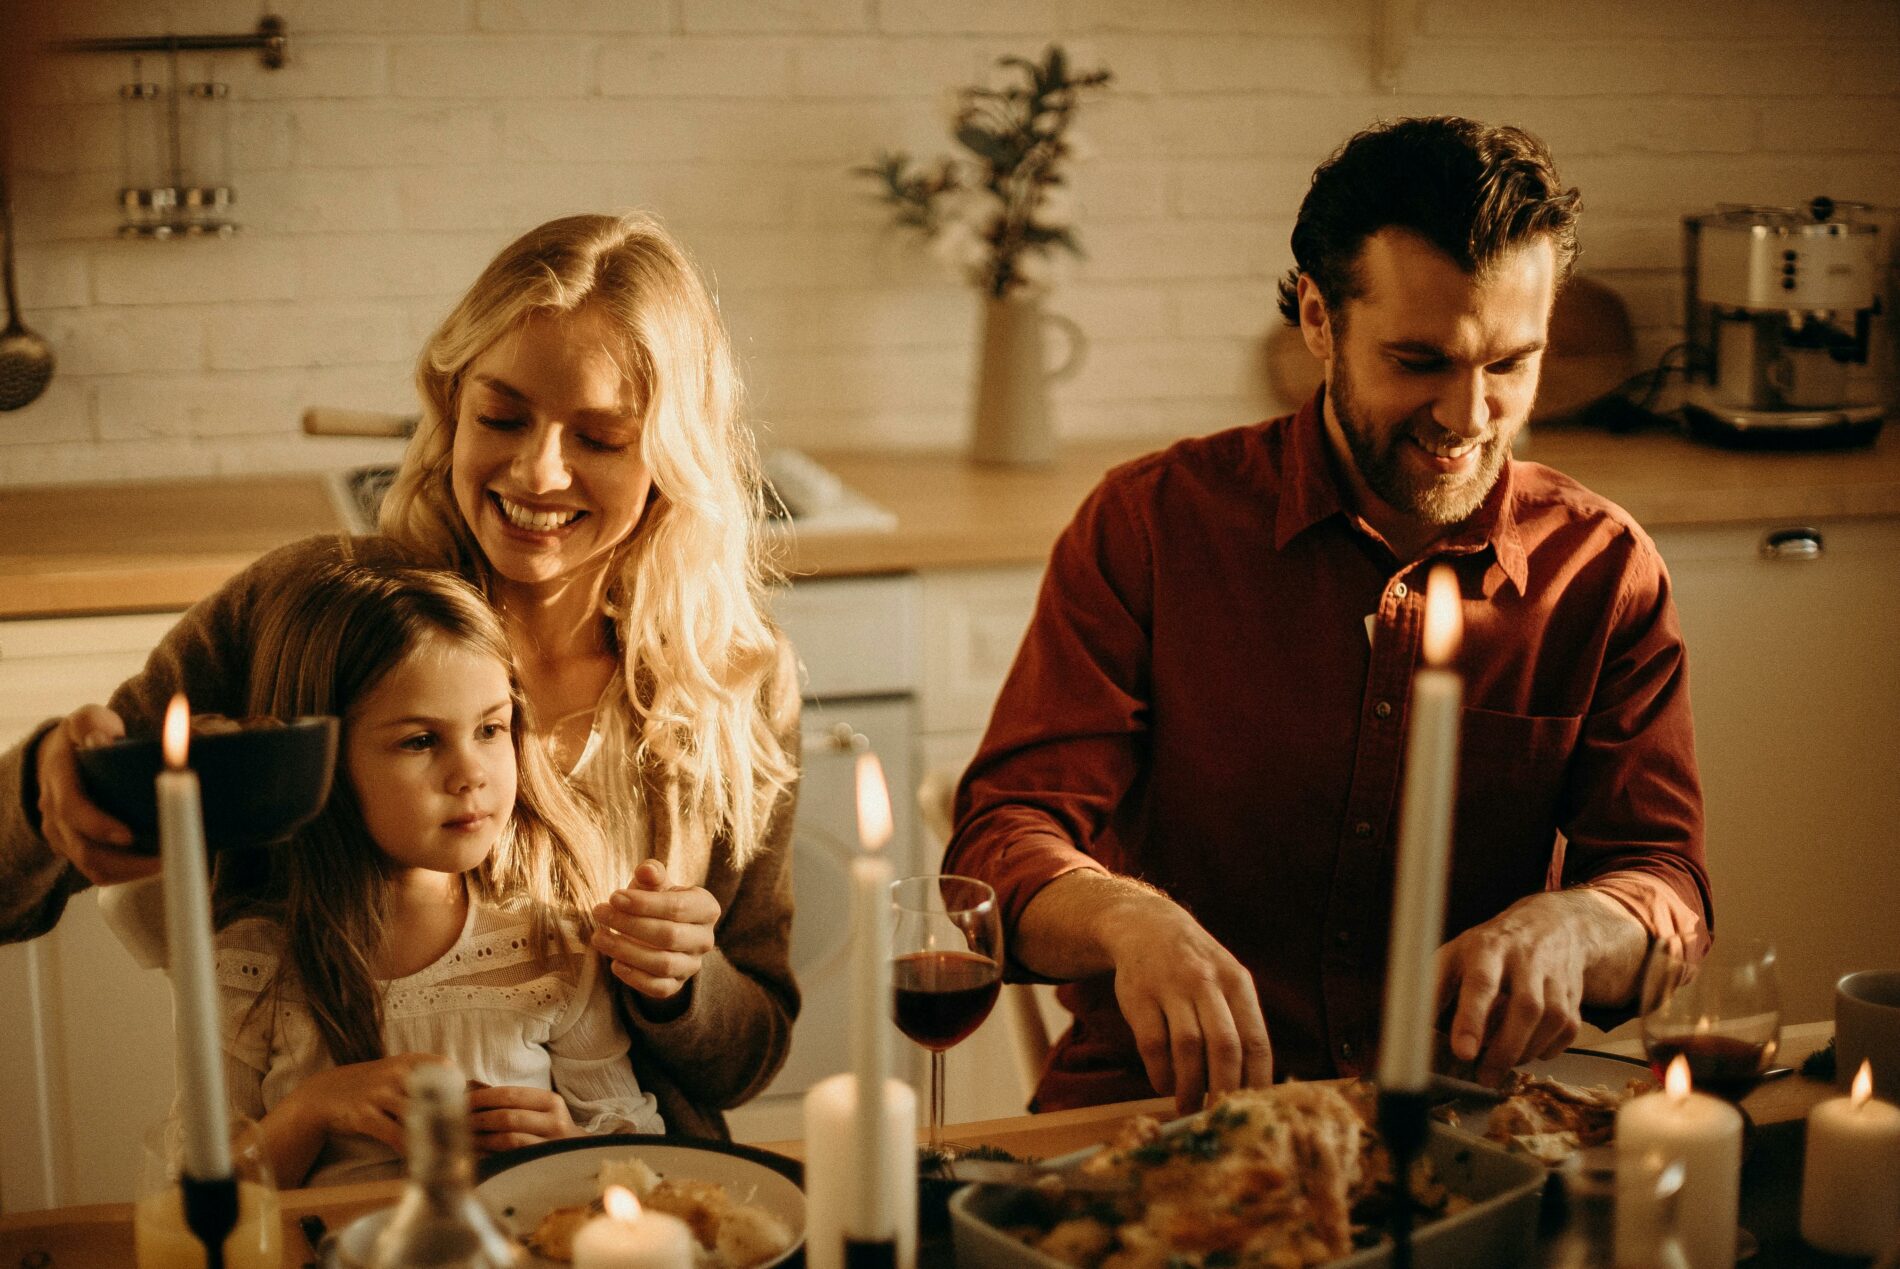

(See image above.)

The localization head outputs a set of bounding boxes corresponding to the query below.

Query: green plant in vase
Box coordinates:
[857,45,1111,299]
[856,45,1111,465]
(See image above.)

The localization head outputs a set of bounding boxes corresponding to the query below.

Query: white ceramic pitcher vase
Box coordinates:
[969,293,1086,467]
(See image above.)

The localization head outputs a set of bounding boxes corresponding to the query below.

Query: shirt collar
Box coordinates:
[1271,388,1348,551]
[1272,385,1529,597]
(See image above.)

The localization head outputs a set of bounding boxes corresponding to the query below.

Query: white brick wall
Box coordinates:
[2,0,1896,486]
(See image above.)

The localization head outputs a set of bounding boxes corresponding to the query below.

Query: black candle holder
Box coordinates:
[180,1171,239,1269]
[1377,1088,1431,1269]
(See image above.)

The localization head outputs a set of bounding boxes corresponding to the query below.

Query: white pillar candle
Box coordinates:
[850,752,896,1239]
[573,1186,695,1269]
[1615,1055,1740,1269]
[803,1072,918,1269]
[157,694,231,1180]
[1377,566,1462,1093]
[1800,1060,1900,1256]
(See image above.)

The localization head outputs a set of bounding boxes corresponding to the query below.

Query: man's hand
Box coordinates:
[468,1085,585,1154]
[35,705,159,886]
[591,859,720,1000]
[1018,875,1263,1114]
[1434,888,1647,1085]
[1106,903,1273,1114]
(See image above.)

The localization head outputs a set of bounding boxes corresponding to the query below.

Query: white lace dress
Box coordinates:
[217,898,664,1186]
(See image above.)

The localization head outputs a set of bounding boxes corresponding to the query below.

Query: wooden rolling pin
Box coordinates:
[301,406,417,438]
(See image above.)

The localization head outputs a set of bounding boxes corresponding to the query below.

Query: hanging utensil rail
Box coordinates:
[53,15,288,69]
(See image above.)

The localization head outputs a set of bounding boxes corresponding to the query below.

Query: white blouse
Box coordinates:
[217,897,663,1186]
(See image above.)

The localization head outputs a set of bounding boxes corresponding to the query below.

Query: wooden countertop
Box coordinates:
[4,425,1898,620]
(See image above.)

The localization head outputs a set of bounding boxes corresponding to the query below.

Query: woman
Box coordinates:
[0,213,801,1138]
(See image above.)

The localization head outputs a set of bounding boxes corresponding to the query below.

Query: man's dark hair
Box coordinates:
[1274,116,1580,327]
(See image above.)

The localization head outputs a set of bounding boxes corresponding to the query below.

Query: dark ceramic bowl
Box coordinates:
[75,716,339,850]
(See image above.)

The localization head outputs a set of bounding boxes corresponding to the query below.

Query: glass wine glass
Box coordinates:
[1639,933,1781,1104]
[889,874,1004,1153]
[1639,933,1779,1262]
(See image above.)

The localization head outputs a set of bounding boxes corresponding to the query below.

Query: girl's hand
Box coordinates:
[285,1052,455,1155]
[467,1085,584,1153]
[590,859,720,1001]
[35,705,157,886]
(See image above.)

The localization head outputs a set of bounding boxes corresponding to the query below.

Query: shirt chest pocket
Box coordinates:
[1448,707,1584,916]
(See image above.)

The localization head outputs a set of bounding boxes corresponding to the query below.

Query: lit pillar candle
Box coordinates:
[1800,1060,1900,1255]
[1615,1055,1741,1269]
[157,694,231,1180]
[1377,565,1461,1094]
[572,1186,695,1269]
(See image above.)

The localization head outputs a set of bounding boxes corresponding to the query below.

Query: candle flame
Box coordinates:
[1852,1059,1873,1107]
[1665,1053,1692,1100]
[1421,566,1462,666]
[855,751,892,852]
[161,694,191,769]
[603,1185,642,1221]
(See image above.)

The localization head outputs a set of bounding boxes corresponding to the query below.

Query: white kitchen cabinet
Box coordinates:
[0,611,184,1214]
[1651,517,1900,1024]
[913,565,1054,1124]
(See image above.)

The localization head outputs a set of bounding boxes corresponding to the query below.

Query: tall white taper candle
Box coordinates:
[850,752,895,1237]
[157,694,232,1179]
[1377,566,1462,1094]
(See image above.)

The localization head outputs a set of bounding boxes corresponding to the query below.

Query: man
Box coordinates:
[943,116,1710,1114]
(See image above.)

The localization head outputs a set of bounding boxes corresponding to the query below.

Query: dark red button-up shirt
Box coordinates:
[943,394,1712,1110]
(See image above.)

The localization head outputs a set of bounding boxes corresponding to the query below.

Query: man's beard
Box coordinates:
[1330,351,1510,528]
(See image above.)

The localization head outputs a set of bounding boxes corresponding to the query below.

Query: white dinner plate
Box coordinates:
[1446,1047,1653,1137]
[475,1135,806,1268]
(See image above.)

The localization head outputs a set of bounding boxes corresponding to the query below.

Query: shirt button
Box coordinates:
[1392,581,1408,600]
[1339,1040,1355,1061]
[1374,700,1393,719]
[1335,929,1352,947]
[1354,821,1373,838]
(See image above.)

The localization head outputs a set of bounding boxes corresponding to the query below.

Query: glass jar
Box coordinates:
[1541,1148,1689,1268]
[178,78,234,235]
[118,65,174,236]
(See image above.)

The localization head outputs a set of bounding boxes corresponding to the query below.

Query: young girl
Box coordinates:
[213,555,663,1188]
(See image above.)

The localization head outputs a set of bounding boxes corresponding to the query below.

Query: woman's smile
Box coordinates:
[451,304,654,597]
[488,491,588,536]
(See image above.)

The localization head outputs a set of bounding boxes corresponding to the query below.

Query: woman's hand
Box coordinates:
[590,859,720,1001]
[468,1085,585,1154]
[35,705,157,886]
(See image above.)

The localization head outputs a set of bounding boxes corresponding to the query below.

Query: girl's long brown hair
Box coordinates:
[214,549,604,1066]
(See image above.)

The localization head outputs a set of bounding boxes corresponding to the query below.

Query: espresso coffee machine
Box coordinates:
[1683,197,1889,447]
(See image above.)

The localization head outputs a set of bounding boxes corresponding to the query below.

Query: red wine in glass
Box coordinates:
[1646,1032,1778,1102]
[893,949,1001,1051]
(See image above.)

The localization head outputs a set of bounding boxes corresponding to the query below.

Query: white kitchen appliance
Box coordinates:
[1682,197,1889,447]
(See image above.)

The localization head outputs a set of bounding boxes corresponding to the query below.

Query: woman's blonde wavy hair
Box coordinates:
[378,212,794,873]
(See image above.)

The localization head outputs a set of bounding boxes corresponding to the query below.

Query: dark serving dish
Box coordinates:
[75,716,339,850]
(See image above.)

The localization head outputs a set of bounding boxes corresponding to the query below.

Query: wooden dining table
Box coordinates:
[0,1024,1842,1268]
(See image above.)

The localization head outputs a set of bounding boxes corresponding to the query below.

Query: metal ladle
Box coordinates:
[0,156,55,411]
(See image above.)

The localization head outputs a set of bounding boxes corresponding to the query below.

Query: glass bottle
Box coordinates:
[364,1064,523,1268]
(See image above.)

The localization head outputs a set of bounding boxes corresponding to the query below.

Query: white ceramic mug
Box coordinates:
[1836,969,1900,1100]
